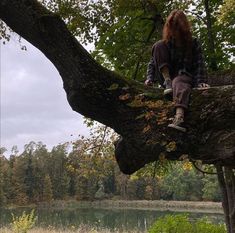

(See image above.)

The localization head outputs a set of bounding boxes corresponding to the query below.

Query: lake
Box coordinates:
[0,207,225,232]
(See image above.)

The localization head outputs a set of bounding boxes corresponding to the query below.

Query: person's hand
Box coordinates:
[197,83,210,89]
[145,79,153,86]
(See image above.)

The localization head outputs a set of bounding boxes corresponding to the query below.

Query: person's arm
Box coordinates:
[192,38,210,88]
[145,57,155,85]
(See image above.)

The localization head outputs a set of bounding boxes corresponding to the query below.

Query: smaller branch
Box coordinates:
[132,23,156,80]
[94,126,108,156]
[192,161,217,175]
[152,161,158,179]
[140,17,155,21]
[80,126,108,154]
[185,10,207,24]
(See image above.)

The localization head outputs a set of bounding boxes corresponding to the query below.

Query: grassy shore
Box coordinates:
[37,199,223,214]
[0,227,140,233]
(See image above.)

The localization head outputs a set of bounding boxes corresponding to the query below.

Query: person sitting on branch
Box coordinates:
[145,9,210,132]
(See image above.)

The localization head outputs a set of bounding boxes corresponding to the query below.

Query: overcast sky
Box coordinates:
[0,35,91,155]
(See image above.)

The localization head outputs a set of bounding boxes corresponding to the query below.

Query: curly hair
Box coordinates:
[163,10,192,44]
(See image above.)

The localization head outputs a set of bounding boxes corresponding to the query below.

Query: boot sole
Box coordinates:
[164,89,173,95]
[168,124,187,132]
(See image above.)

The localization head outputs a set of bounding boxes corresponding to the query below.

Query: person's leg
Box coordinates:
[175,107,185,119]
[161,66,173,95]
[152,41,172,95]
[168,74,192,132]
[173,74,192,109]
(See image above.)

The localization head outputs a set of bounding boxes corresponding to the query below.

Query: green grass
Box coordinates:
[0,226,141,233]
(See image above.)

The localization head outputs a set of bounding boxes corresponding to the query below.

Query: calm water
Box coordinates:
[0,207,224,232]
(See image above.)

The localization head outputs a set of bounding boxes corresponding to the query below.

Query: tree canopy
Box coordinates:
[1,0,234,78]
[40,0,235,74]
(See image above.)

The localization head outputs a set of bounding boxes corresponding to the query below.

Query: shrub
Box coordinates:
[148,214,226,233]
[11,209,37,233]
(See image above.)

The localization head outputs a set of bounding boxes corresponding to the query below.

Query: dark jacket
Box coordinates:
[146,38,207,87]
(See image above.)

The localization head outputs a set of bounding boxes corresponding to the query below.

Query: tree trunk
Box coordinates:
[0,0,235,177]
[216,166,235,233]
[204,0,218,71]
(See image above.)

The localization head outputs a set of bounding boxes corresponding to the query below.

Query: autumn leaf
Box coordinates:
[145,111,156,120]
[179,154,189,160]
[182,160,193,171]
[119,93,131,101]
[160,141,167,146]
[127,98,144,107]
[135,113,145,120]
[107,83,119,90]
[142,125,151,133]
[166,141,177,152]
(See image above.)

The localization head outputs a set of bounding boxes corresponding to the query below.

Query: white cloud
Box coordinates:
[0,37,90,155]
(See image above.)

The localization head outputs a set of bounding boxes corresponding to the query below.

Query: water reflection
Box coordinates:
[0,207,224,232]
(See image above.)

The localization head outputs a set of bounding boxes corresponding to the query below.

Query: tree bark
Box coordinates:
[204,0,218,71]
[0,0,235,175]
[224,167,235,233]
[216,166,235,233]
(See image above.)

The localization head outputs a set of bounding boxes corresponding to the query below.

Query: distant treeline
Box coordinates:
[0,126,221,206]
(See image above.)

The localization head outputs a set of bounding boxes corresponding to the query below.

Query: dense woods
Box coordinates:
[0,125,221,206]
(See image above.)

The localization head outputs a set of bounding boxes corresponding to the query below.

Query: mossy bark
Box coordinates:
[0,0,235,176]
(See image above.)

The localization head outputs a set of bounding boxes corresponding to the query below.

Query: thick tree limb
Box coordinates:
[1,0,235,175]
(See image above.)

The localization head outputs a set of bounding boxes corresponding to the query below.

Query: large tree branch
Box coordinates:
[1,0,234,175]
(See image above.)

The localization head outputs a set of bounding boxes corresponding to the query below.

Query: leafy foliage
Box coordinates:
[148,214,226,233]
[0,126,221,205]
[158,162,204,201]
[39,0,235,78]
[11,209,37,233]
[202,173,221,202]
[42,174,53,202]
[2,0,233,79]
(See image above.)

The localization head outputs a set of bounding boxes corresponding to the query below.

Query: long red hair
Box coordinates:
[163,10,192,45]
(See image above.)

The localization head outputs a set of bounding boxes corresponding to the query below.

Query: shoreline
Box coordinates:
[36,199,223,214]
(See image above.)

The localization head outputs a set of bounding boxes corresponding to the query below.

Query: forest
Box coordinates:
[0,124,221,205]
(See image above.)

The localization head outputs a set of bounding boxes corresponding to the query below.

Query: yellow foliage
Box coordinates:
[66,164,76,173]
[11,209,37,233]
[127,95,164,109]
[130,174,139,181]
[218,0,235,24]
[146,100,164,108]
[182,160,193,171]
